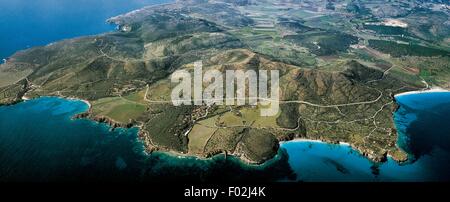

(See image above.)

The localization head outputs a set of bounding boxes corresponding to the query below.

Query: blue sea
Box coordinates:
[0,0,171,60]
[1,0,450,182]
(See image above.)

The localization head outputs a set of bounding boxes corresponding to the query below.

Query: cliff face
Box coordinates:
[0,78,30,105]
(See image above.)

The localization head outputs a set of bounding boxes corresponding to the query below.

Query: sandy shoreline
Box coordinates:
[21,95,92,109]
[280,138,351,146]
[394,87,450,97]
[68,97,92,109]
[107,2,175,23]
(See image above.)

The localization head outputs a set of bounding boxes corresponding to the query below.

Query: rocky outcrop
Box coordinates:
[73,110,136,130]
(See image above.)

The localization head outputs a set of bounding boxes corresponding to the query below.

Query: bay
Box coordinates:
[0,0,172,60]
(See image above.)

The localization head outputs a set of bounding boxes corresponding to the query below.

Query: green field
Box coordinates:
[91,89,148,123]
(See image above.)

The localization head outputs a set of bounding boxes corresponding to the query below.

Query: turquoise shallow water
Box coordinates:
[281,141,434,182]
[281,141,377,182]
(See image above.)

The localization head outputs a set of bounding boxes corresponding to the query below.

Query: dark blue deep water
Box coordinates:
[0,0,171,59]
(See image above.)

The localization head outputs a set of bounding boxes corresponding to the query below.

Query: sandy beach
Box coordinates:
[280,138,351,146]
[394,87,450,97]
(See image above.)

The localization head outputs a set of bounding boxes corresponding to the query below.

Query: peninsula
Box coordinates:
[1,0,449,164]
